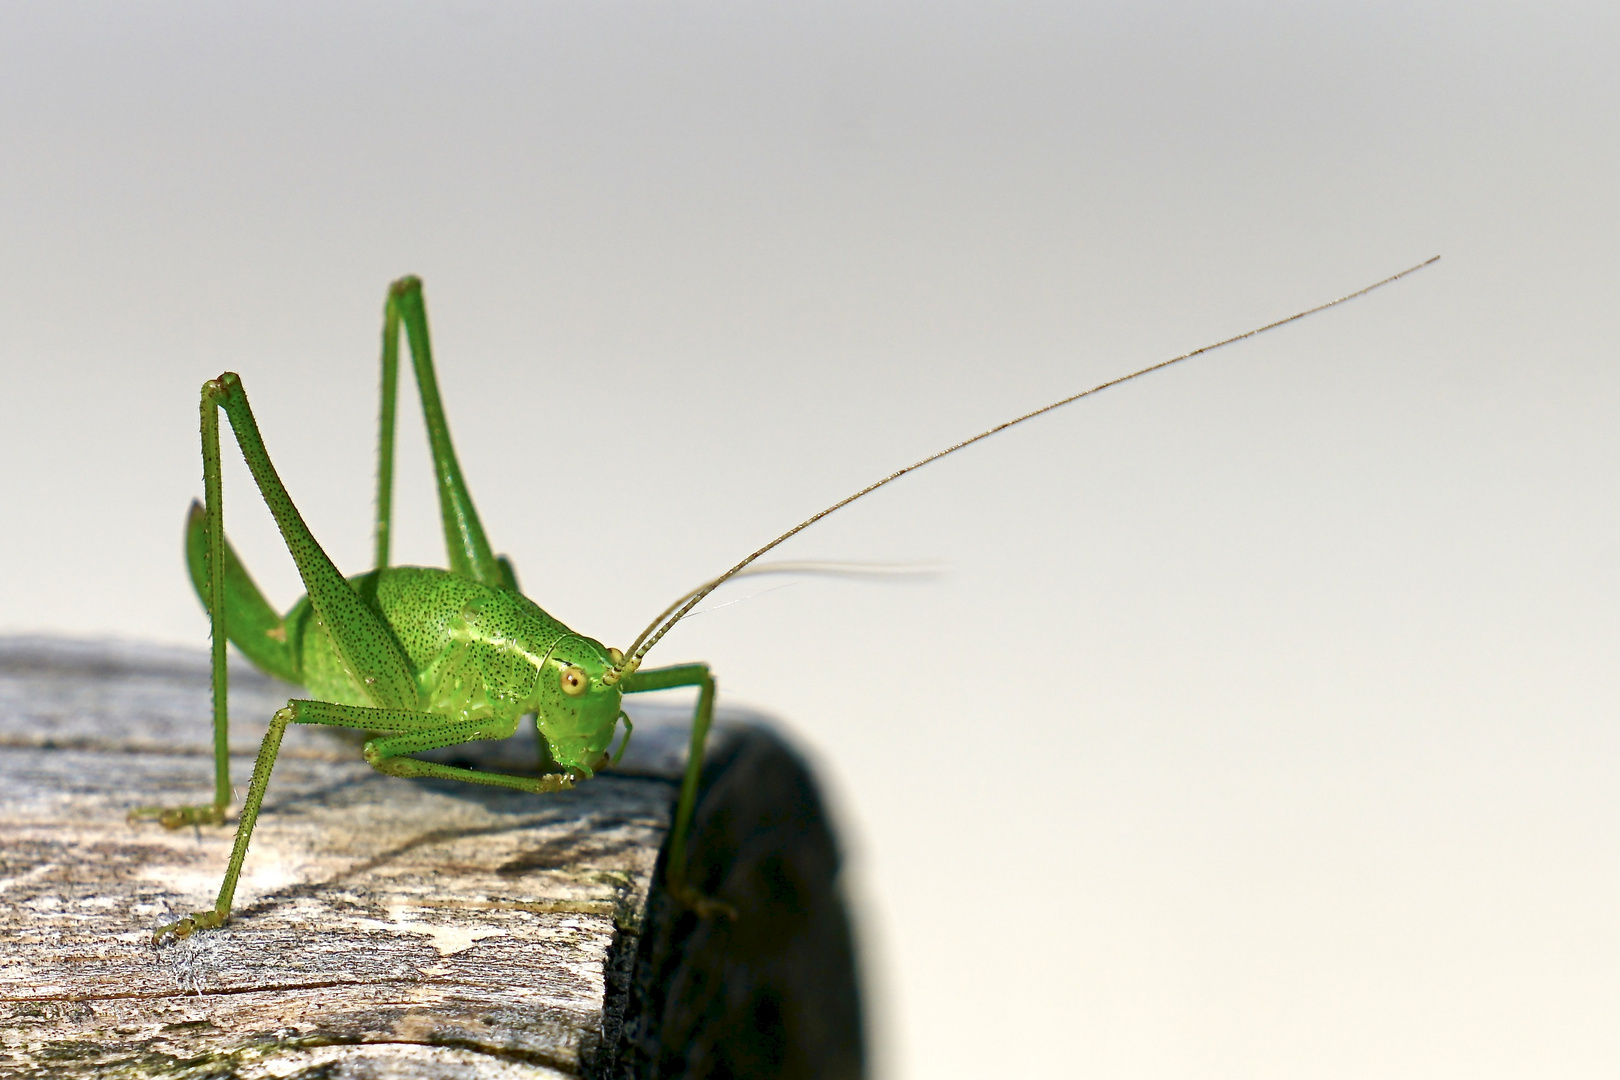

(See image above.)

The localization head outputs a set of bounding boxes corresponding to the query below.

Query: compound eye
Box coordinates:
[560,665,589,697]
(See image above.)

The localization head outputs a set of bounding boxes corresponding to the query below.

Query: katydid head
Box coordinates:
[533,634,626,777]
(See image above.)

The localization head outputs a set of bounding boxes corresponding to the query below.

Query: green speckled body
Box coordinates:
[277,567,624,770]
[289,568,564,711]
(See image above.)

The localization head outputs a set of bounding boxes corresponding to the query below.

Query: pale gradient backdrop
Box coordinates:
[2,3,1617,1077]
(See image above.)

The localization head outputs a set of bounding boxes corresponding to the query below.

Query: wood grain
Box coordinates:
[0,637,864,1079]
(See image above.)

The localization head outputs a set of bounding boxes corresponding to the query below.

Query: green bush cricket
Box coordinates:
[132,260,1438,945]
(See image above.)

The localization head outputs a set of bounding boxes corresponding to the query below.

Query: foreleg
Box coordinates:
[286,700,577,794]
[619,663,736,919]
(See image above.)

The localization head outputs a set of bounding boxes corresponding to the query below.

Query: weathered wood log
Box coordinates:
[0,637,863,1079]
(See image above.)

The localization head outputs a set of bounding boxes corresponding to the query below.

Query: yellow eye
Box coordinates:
[608,647,624,667]
[560,665,589,696]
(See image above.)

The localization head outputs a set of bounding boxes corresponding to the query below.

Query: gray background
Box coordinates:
[2,2,1616,1076]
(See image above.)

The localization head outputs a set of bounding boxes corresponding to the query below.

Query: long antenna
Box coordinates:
[604,256,1440,683]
